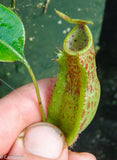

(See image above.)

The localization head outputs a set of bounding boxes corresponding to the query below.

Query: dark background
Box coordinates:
[0,0,117,160]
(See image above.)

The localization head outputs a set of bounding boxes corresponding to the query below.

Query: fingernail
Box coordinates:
[23,122,65,159]
[79,153,97,160]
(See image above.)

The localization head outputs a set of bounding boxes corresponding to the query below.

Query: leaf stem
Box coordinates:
[23,60,46,122]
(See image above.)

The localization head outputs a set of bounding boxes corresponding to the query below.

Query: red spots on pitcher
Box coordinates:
[86,84,89,91]
[87,102,90,109]
[92,73,94,80]
[81,109,85,118]
[95,92,97,97]
[81,60,84,66]
[79,118,87,131]
[69,106,72,109]
[91,101,93,109]
[85,63,88,70]
[91,62,94,69]
[62,114,65,119]
[89,55,92,61]
[74,39,77,42]
[94,101,96,106]
[91,85,93,92]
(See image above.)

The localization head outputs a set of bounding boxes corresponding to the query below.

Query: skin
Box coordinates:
[0,77,96,160]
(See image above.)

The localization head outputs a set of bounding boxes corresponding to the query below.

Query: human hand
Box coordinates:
[0,78,96,160]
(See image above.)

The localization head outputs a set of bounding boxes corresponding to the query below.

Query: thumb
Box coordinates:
[8,122,68,160]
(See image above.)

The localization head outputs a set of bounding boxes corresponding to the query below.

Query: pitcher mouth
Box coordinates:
[63,23,92,56]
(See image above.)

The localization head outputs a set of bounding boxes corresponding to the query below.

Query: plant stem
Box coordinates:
[44,0,50,14]
[10,0,15,9]
[23,60,46,122]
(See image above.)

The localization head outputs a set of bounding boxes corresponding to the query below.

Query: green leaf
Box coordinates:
[0,4,25,62]
[0,4,46,122]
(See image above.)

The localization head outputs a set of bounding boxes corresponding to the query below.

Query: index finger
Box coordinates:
[0,77,56,155]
